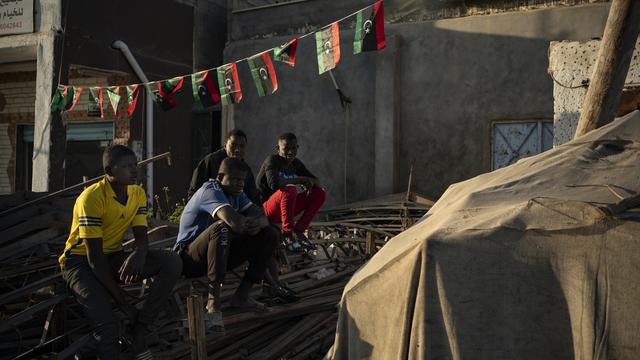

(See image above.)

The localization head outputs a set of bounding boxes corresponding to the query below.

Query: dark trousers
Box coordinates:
[180,220,279,294]
[62,249,182,359]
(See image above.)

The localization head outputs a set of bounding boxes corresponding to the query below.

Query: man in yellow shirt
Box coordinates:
[60,145,182,359]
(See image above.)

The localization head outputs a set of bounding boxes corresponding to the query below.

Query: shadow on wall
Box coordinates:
[554,111,581,145]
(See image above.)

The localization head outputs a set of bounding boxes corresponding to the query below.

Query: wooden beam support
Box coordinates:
[187,294,207,360]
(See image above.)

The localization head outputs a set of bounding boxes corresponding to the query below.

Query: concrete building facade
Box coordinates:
[0,0,228,212]
[224,0,612,206]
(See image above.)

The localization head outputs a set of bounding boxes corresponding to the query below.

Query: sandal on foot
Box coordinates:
[294,231,317,251]
[204,311,226,334]
[273,285,300,303]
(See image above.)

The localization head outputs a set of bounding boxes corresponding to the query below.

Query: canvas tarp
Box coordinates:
[327,110,640,360]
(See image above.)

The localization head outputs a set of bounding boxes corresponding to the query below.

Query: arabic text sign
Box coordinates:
[0,0,33,36]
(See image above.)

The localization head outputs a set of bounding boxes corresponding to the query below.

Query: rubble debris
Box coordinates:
[0,191,430,359]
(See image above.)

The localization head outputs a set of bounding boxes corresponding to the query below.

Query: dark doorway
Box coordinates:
[16,121,114,190]
[15,124,34,192]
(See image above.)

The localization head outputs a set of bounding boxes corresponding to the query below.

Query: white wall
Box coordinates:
[549,39,640,145]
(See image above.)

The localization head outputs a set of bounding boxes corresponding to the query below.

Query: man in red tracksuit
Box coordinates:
[256,132,327,248]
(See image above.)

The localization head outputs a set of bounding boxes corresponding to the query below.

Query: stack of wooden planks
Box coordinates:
[0,191,431,359]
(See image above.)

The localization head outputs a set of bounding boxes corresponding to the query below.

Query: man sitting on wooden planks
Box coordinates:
[59,145,183,360]
[174,157,279,333]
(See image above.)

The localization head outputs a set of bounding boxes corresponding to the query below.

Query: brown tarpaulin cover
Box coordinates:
[327,111,640,360]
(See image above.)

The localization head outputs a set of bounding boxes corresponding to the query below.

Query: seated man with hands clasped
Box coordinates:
[174,158,279,333]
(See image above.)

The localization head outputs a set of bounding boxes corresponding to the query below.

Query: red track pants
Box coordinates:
[262,186,327,235]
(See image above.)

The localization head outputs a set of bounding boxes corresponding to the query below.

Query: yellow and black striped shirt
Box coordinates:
[59,177,148,267]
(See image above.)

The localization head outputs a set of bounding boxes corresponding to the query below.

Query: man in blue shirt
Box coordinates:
[175,158,278,331]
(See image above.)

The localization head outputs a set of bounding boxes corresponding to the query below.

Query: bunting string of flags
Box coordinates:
[51,0,386,116]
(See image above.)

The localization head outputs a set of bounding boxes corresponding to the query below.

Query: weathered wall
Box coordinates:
[225,3,610,205]
[549,39,640,145]
[0,0,62,193]
[0,0,228,205]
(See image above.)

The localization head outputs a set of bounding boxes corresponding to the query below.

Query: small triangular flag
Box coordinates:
[248,52,278,97]
[191,70,221,111]
[106,87,121,115]
[354,0,386,54]
[315,22,341,74]
[273,38,298,67]
[217,63,242,106]
[51,85,82,113]
[152,76,184,111]
[87,87,104,118]
[125,85,140,117]
[69,87,83,111]
[50,85,65,112]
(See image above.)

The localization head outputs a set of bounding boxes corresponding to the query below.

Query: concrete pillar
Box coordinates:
[374,35,401,196]
[31,0,63,192]
[549,39,640,145]
[32,33,63,191]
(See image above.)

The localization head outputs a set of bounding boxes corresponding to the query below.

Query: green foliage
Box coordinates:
[169,205,185,224]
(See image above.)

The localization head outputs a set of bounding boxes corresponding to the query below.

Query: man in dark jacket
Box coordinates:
[187,129,260,203]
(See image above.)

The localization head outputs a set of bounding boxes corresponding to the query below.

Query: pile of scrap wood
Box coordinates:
[0,191,431,359]
[311,192,434,258]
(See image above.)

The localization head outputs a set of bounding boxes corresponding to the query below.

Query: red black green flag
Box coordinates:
[354,0,386,54]
[248,52,278,97]
[50,85,82,112]
[153,76,184,111]
[87,87,104,118]
[106,87,121,116]
[273,38,298,67]
[191,70,221,111]
[125,85,140,117]
[217,63,242,106]
[315,22,341,74]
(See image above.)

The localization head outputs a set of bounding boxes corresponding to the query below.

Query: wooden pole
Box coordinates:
[574,0,640,138]
[187,294,207,360]
[365,231,376,258]
[405,160,414,202]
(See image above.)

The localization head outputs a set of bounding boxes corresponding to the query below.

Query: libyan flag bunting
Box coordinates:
[273,38,298,67]
[248,52,278,97]
[106,87,121,116]
[315,22,341,75]
[88,87,104,118]
[217,63,242,106]
[152,76,184,111]
[191,70,220,111]
[354,0,386,54]
[125,85,140,117]
[50,85,82,113]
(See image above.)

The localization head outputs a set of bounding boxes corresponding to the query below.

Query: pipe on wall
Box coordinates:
[111,40,154,209]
